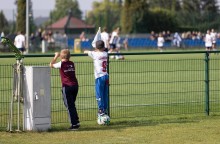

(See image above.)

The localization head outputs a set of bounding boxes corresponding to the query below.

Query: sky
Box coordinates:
[0,0,102,20]
[1,0,220,20]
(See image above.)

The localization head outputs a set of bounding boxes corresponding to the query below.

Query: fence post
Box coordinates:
[205,52,210,115]
[107,55,110,116]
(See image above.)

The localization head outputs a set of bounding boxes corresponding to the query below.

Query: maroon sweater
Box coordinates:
[60,61,78,87]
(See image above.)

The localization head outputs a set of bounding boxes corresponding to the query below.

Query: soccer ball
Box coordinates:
[97,114,110,125]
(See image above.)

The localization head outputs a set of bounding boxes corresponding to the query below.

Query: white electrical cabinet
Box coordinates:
[23,66,51,131]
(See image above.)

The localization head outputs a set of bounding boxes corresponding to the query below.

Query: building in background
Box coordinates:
[46,11,95,35]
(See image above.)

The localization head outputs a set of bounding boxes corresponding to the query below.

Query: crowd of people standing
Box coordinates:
[1,27,220,54]
[150,29,219,52]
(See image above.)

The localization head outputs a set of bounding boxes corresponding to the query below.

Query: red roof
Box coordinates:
[47,16,94,29]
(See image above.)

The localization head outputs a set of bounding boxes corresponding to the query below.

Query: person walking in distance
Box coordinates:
[157,32,165,52]
[50,49,80,130]
[101,27,110,52]
[211,28,217,53]
[14,31,26,54]
[205,30,213,52]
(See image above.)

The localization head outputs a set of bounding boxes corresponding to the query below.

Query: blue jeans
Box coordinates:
[95,75,109,112]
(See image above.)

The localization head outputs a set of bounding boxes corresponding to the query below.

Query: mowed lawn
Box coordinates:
[0,115,220,144]
[0,50,220,143]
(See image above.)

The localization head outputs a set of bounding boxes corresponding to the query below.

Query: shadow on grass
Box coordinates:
[1,114,220,133]
[47,114,216,132]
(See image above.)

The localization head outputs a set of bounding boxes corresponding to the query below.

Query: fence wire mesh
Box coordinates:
[0,52,220,130]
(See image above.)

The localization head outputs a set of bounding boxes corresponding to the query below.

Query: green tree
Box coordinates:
[86,0,121,32]
[143,8,178,33]
[121,0,149,33]
[121,0,133,33]
[122,0,179,33]
[16,0,26,33]
[148,0,181,12]
[178,0,219,31]
[50,0,82,23]
[0,11,9,33]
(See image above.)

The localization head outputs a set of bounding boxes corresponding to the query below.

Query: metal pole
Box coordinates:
[26,0,29,53]
[205,52,210,115]
[107,56,110,116]
[16,60,21,132]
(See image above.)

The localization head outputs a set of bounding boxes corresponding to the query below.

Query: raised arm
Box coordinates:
[50,52,60,68]
[84,50,90,54]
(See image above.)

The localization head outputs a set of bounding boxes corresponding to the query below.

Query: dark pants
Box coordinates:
[62,85,79,125]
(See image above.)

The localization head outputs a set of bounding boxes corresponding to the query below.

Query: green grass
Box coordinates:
[0,114,220,144]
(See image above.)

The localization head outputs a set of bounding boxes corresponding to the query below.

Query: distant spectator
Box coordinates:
[109,27,120,53]
[47,31,54,43]
[101,27,110,51]
[173,32,182,48]
[62,33,68,48]
[157,33,165,52]
[196,31,203,40]
[211,28,217,51]
[165,30,172,42]
[186,31,192,39]
[109,27,124,60]
[181,32,187,39]
[36,28,43,41]
[123,36,129,51]
[42,30,47,41]
[79,31,88,41]
[14,31,26,54]
[30,33,36,52]
[150,31,157,40]
[192,31,197,40]
[204,30,212,51]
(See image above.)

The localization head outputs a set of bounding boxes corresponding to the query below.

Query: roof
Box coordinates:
[47,16,94,29]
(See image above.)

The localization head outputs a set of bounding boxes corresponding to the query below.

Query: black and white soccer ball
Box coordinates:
[97,114,110,125]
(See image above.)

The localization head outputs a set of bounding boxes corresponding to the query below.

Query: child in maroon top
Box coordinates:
[50,49,80,130]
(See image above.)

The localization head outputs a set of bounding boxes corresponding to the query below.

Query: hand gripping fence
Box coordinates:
[1,37,24,132]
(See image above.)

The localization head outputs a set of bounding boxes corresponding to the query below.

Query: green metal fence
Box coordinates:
[0,51,220,130]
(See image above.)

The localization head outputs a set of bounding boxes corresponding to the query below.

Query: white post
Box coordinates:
[26,0,29,54]
[42,40,47,53]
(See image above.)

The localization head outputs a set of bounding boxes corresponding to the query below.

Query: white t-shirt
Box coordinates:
[88,51,108,79]
[101,32,109,48]
[157,37,165,47]
[53,61,61,68]
[205,34,212,47]
[211,32,217,43]
[14,34,25,48]
[109,31,118,44]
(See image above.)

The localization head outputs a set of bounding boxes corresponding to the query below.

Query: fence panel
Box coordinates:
[0,52,220,130]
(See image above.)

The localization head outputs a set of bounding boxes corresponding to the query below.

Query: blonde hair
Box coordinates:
[60,49,70,60]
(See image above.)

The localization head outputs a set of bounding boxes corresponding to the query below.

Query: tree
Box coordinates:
[148,0,181,12]
[0,11,9,33]
[86,0,122,31]
[122,0,178,33]
[121,0,133,33]
[86,0,121,32]
[50,0,82,23]
[121,0,150,33]
[16,0,26,33]
[178,0,219,31]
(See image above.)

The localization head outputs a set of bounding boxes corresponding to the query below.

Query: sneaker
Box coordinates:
[68,124,80,131]
[98,109,105,116]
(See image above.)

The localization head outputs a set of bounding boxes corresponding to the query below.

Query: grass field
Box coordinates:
[0,50,220,143]
[0,115,220,144]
